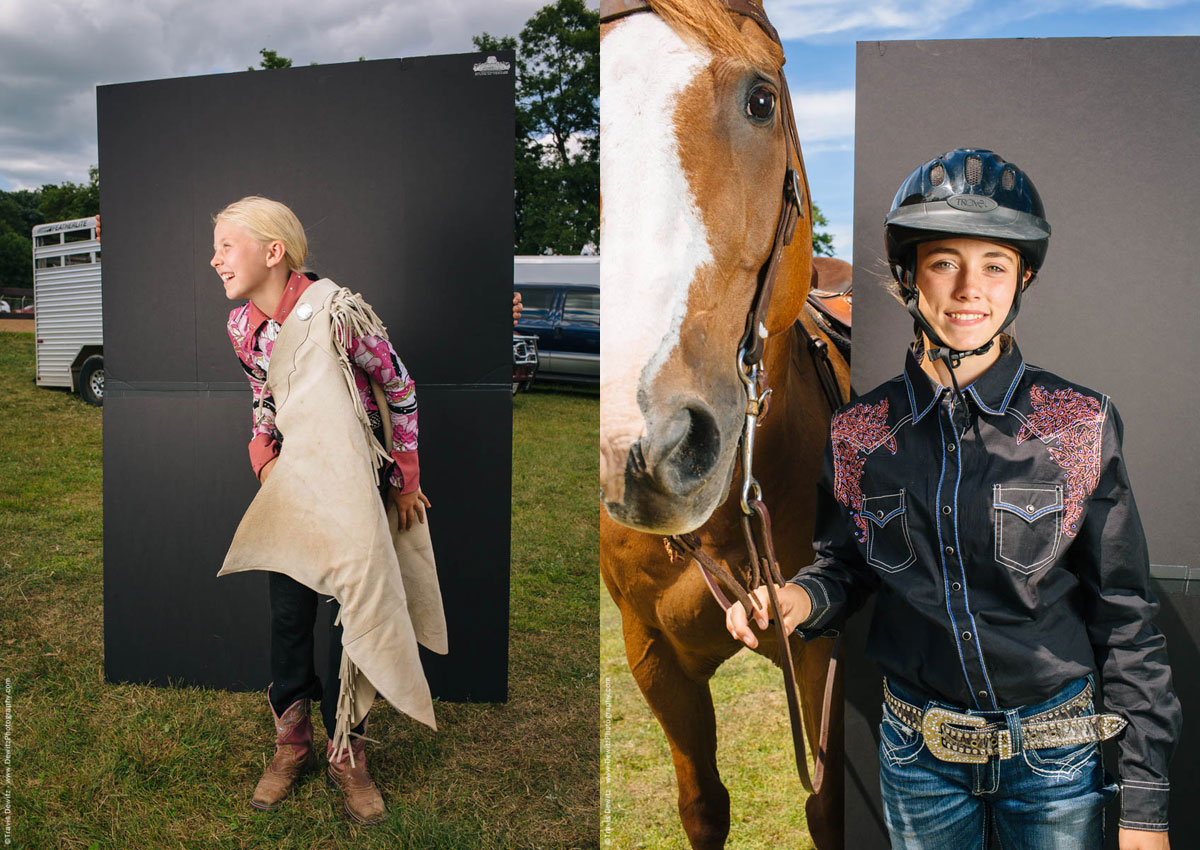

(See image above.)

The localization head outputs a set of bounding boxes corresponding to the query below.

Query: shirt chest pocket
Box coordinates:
[993,484,1064,575]
[861,490,917,573]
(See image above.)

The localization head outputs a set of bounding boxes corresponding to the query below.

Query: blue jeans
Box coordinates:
[879,677,1118,850]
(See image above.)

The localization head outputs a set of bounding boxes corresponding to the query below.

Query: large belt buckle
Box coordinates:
[922,707,988,764]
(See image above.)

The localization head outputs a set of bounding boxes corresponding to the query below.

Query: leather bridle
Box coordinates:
[601,0,843,797]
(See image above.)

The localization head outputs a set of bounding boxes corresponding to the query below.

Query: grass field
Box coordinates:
[600,563,815,849]
[0,331,598,850]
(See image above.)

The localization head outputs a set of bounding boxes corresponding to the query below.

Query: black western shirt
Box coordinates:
[790,341,1179,830]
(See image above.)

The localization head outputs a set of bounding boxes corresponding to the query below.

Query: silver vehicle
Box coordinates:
[512,332,539,395]
[32,218,104,405]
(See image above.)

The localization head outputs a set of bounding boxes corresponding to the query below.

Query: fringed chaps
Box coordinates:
[219,279,448,765]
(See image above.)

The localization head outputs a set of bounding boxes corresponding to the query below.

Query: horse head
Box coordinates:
[600,0,814,534]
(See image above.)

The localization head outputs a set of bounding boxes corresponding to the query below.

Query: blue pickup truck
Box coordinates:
[514,256,599,386]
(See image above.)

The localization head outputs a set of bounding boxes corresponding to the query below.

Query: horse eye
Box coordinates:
[746,86,775,120]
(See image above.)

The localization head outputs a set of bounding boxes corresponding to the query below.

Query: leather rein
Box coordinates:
[601,0,844,796]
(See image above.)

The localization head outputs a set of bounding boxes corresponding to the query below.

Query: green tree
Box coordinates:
[0,225,32,289]
[812,203,835,257]
[37,165,99,223]
[0,190,43,236]
[475,0,599,255]
[0,189,44,288]
[249,48,293,71]
[0,176,96,288]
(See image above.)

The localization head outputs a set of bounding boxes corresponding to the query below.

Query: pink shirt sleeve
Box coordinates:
[347,332,420,493]
[228,307,281,481]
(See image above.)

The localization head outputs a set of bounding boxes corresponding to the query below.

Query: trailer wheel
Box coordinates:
[79,356,104,406]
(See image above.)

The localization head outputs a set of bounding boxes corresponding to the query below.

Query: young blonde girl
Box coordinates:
[214,196,432,824]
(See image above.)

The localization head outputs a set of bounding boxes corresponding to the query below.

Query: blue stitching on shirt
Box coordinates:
[905,369,942,424]
[1000,361,1025,412]
[935,414,978,709]
[950,412,999,709]
[861,506,906,526]
[965,384,996,414]
[964,360,1025,415]
[993,501,1063,522]
[903,368,918,420]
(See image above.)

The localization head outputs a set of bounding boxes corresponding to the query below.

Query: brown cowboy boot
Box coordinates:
[250,688,317,811]
[326,733,386,825]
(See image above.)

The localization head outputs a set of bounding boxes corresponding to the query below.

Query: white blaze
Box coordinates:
[600,15,713,459]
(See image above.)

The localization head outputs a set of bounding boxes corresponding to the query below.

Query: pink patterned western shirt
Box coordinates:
[226,271,419,492]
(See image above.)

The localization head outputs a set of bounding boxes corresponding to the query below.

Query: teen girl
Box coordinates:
[727,149,1179,850]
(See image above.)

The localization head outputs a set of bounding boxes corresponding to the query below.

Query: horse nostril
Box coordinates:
[634,398,725,500]
[661,402,720,491]
[627,440,648,477]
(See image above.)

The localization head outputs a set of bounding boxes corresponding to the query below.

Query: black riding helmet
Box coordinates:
[885,148,1051,368]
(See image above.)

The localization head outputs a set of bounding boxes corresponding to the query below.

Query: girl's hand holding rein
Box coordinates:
[725,583,812,649]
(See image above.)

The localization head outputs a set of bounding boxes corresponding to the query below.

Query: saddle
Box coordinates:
[805,260,852,361]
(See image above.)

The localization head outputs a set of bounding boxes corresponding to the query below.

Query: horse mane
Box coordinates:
[648,0,781,70]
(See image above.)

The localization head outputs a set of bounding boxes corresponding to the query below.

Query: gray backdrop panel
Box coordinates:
[99,53,514,703]
[848,36,1200,847]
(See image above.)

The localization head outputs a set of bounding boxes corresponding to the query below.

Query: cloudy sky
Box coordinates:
[780,0,1200,257]
[2,0,1198,256]
[0,0,554,190]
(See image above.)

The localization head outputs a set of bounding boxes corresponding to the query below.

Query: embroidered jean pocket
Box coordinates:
[861,491,917,574]
[1022,740,1099,780]
[993,485,1064,575]
[878,702,924,766]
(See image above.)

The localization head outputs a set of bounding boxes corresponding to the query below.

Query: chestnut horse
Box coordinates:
[600,2,850,848]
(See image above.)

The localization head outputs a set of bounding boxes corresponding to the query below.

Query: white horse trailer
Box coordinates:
[32,218,104,405]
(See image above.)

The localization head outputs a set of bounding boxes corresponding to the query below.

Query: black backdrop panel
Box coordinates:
[99,53,514,702]
[849,36,1200,846]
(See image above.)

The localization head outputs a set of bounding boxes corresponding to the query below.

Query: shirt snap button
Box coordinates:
[942,505,952,515]
[1026,504,1035,512]
[877,510,885,518]
[945,546,954,556]
[947,444,956,452]
[952,582,961,591]
[978,690,987,699]
[962,631,972,641]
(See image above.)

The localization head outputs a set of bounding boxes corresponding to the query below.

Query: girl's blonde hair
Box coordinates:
[214,196,308,273]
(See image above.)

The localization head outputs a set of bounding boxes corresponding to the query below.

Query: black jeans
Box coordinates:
[267,571,367,739]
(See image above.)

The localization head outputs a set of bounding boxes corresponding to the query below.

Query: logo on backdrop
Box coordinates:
[473,56,511,76]
[947,195,999,213]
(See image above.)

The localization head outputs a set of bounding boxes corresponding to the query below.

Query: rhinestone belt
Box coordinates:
[883,679,1128,764]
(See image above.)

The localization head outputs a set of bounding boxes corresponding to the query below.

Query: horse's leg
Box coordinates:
[797,637,844,850]
[621,612,730,850]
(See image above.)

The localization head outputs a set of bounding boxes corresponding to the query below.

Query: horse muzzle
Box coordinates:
[602,396,734,534]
